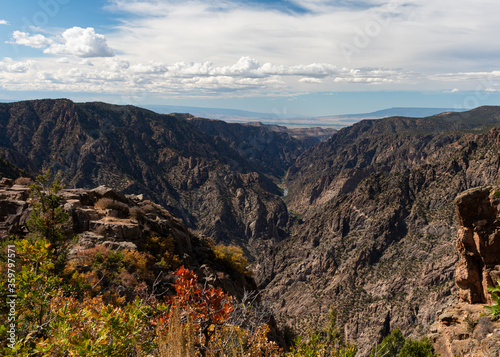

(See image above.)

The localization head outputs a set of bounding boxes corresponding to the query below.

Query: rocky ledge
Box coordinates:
[0,178,256,298]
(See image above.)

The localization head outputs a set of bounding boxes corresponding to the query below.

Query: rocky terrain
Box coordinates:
[455,186,500,305]
[3,99,500,354]
[0,99,307,254]
[431,302,499,357]
[0,178,256,298]
[257,109,500,355]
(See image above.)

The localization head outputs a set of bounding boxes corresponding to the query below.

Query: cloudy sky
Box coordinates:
[1,0,500,116]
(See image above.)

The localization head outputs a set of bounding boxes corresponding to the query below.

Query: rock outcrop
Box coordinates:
[455,186,500,304]
[430,302,500,357]
[0,180,257,299]
[427,186,500,357]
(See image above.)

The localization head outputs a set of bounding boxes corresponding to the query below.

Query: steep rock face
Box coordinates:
[187,117,307,178]
[259,110,500,356]
[455,186,500,304]
[428,187,500,357]
[0,99,292,254]
[286,107,500,215]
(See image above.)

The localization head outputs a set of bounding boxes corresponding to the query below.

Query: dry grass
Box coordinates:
[14,176,32,185]
[157,305,196,357]
[95,197,130,217]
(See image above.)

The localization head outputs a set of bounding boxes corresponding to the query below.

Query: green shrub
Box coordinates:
[369,328,435,357]
[399,337,434,357]
[485,279,500,320]
[369,328,405,357]
[288,308,357,357]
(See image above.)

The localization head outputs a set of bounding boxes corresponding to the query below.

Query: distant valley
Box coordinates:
[143,104,465,128]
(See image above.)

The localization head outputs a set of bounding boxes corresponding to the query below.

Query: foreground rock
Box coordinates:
[430,303,500,357]
[426,185,500,357]
[0,181,256,298]
[455,186,500,304]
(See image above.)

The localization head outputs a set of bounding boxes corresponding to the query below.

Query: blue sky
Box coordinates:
[1,0,500,116]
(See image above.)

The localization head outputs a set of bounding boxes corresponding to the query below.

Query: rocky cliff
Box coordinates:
[257,109,500,356]
[455,186,500,305]
[428,186,500,357]
[0,99,299,255]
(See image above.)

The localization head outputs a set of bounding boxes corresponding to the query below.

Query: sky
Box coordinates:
[1,0,500,116]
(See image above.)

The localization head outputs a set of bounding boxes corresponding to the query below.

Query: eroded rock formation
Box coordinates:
[455,186,500,304]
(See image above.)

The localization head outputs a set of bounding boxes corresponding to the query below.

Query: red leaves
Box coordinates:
[167,266,234,327]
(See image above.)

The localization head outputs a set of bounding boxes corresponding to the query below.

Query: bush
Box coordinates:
[369,328,435,357]
[129,206,145,220]
[369,328,405,357]
[214,244,251,276]
[288,308,357,357]
[485,278,500,320]
[94,198,129,216]
[14,177,32,185]
[399,337,434,357]
[143,233,181,269]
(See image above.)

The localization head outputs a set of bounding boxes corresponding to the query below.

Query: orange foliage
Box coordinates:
[167,266,234,326]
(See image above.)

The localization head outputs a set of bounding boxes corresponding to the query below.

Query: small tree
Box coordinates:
[159,266,234,356]
[27,171,74,272]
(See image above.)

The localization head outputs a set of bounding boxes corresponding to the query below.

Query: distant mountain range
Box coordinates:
[0,100,467,128]
[143,104,276,122]
[143,104,467,128]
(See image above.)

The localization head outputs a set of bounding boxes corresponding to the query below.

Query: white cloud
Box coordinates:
[130,61,168,74]
[299,78,323,84]
[103,0,500,77]
[0,60,31,73]
[106,58,130,71]
[0,20,9,25]
[44,27,115,58]
[11,31,52,48]
[80,59,94,66]
[0,55,411,97]
[10,27,115,58]
[4,0,500,99]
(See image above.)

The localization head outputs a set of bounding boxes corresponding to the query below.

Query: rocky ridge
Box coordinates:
[0,179,256,298]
